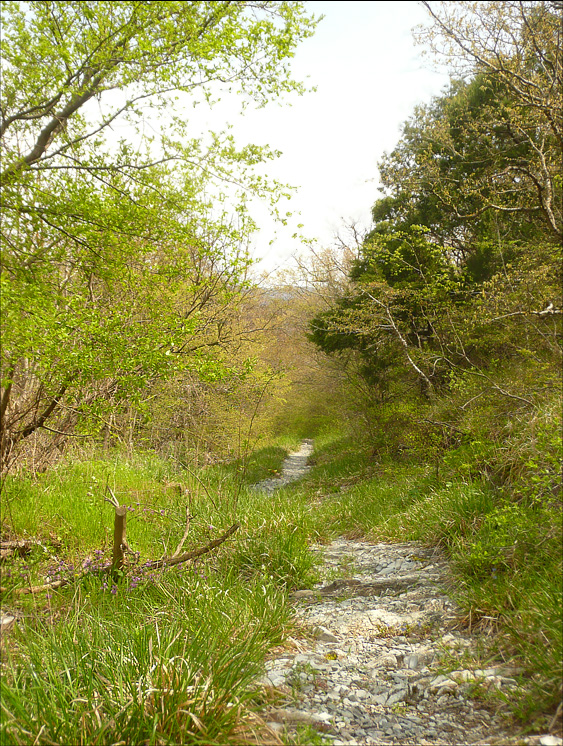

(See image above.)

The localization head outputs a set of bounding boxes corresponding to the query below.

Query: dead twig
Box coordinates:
[0,524,241,595]
[172,501,195,559]
[0,572,89,596]
[549,693,563,733]
[0,539,45,561]
[144,523,240,570]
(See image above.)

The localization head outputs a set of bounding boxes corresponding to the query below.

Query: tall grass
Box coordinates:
[0,444,314,745]
[1,426,560,736]
[298,430,562,727]
[1,571,290,745]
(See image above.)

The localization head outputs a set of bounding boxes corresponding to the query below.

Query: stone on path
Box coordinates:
[251,447,555,746]
[253,439,313,492]
[257,537,550,745]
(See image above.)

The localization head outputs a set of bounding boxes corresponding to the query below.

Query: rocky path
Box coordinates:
[255,442,562,746]
[254,439,314,493]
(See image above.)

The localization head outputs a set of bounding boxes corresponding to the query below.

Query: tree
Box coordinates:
[0,1,318,472]
[416,1,562,239]
[309,0,561,465]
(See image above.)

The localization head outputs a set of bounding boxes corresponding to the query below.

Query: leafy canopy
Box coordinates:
[0,1,319,469]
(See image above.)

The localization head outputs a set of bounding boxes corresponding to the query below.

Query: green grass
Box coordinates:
[0,440,299,573]
[291,431,562,728]
[1,427,561,738]
[0,444,317,745]
[230,442,294,485]
[1,451,192,560]
[1,571,290,745]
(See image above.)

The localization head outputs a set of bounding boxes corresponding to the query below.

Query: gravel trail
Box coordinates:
[254,441,561,746]
[253,439,314,492]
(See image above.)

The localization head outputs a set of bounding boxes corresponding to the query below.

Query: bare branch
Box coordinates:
[144,522,240,570]
[171,503,195,559]
[18,385,68,440]
[359,288,435,394]
[0,523,240,596]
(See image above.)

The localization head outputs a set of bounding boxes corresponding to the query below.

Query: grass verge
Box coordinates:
[0,443,315,745]
[297,430,562,730]
[1,428,560,738]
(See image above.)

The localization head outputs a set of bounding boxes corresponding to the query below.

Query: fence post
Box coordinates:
[105,488,127,581]
[112,505,127,578]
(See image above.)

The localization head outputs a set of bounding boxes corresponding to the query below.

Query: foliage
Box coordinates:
[1,0,561,736]
[308,0,562,461]
[0,0,318,472]
[139,284,320,463]
[294,431,562,724]
[302,3,562,724]
[417,0,562,240]
[1,571,289,745]
[0,444,318,744]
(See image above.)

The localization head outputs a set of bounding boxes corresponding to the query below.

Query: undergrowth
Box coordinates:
[1,421,561,740]
[0,442,313,745]
[301,428,563,729]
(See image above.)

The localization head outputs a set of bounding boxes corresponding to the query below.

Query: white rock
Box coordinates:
[314,625,339,643]
[387,689,408,705]
[372,694,389,705]
[258,667,290,687]
[293,653,326,668]
[405,654,420,669]
[449,669,477,683]
[266,722,284,733]
[483,675,503,689]
[270,537,521,745]
[0,613,16,633]
[539,737,563,746]
[483,667,504,676]
[267,708,316,725]
[311,711,333,723]
[429,675,449,690]
[441,633,457,643]
[438,679,459,692]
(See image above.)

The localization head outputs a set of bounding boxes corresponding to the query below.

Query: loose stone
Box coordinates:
[254,445,548,745]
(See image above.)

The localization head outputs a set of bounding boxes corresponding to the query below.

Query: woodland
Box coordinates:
[0,2,561,745]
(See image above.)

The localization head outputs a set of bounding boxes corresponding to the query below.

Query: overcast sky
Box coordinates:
[195,1,451,275]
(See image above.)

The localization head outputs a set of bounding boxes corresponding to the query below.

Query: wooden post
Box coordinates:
[112,505,127,578]
[105,487,127,581]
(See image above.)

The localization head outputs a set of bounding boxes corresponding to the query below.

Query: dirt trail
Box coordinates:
[254,439,314,492]
[255,441,561,746]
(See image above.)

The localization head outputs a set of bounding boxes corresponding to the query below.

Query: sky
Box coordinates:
[194,1,452,276]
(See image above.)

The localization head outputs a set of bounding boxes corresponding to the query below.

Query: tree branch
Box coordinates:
[18,385,68,440]
[0,524,240,596]
[143,522,240,570]
[359,288,435,394]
